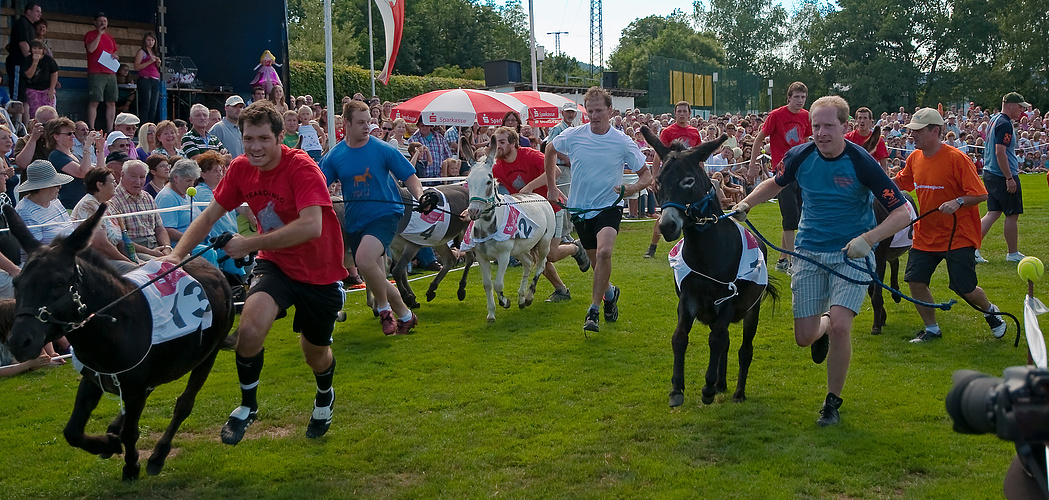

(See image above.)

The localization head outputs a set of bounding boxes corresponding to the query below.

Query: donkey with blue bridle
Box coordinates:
[3,204,234,481]
[641,126,778,406]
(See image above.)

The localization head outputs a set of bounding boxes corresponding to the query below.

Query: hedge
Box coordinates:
[288,60,485,103]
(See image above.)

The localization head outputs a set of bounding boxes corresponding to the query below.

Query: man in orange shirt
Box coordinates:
[893,108,1007,343]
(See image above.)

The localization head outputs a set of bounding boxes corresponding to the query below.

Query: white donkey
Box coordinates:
[464,156,555,322]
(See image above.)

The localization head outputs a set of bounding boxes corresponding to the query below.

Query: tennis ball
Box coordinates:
[1017,256,1044,282]
[186,186,197,197]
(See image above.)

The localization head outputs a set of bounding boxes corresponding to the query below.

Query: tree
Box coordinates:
[287,0,362,65]
[695,0,789,76]
[608,13,723,93]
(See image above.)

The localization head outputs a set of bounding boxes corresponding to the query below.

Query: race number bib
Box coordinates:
[123,260,214,345]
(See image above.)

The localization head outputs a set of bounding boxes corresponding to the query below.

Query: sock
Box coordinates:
[376,303,391,313]
[589,304,600,314]
[603,284,617,301]
[925,324,941,334]
[399,312,413,322]
[235,349,265,411]
[314,357,335,406]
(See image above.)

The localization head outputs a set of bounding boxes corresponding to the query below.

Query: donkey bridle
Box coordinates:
[16,264,93,333]
[661,184,727,231]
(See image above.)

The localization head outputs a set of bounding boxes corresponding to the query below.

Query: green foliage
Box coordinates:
[6,178,1048,497]
[287,0,362,64]
[695,0,790,76]
[608,13,724,100]
[288,60,482,103]
[540,53,593,86]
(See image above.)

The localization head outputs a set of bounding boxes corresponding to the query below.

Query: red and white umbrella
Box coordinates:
[509,91,589,127]
[391,89,529,127]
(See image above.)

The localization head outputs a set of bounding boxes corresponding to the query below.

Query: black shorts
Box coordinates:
[903,247,979,295]
[778,181,802,231]
[573,206,622,250]
[345,213,402,257]
[246,260,345,346]
[983,172,1023,216]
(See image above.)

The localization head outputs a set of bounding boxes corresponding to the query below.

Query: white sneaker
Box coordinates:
[974,250,988,264]
[1006,252,1026,262]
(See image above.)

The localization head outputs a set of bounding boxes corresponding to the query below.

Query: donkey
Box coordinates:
[464,156,555,322]
[389,183,472,308]
[868,193,917,334]
[3,205,234,481]
[641,127,778,407]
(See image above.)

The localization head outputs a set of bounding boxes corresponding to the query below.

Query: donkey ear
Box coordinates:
[687,134,729,163]
[640,126,669,160]
[60,203,107,255]
[2,205,41,254]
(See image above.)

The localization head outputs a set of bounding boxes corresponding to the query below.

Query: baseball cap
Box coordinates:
[561,102,577,112]
[368,123,380,132]
[114,113,140,126]
[225,95,245,107]
[105,131,129,148]
[1003,92,1031,107]
[105,151,130,164]
[904,108,945,130]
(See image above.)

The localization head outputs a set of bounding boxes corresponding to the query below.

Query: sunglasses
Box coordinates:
[382,127,393,131]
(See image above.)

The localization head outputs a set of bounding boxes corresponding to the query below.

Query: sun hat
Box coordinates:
[17,160,73,193]
[115,113,140,126]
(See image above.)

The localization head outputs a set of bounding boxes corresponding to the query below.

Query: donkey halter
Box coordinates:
[16,264,92,333]
[661,184,725,230]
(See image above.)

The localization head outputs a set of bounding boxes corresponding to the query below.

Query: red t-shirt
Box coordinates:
[659,123,702,148]
[492,146,559,212]
[762,105,811,173]
[214,145,347,284]
[845,130,889,162]
[84,30,117,74]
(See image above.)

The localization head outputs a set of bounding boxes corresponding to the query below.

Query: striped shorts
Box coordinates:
[790,248,869,318]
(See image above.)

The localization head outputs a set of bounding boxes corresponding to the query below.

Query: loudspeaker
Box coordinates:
[602,71,618,89]
[484,60,522,87]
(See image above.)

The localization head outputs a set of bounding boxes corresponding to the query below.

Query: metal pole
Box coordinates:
[324,0,336,150]
[528,0,538,90]
[368,0,376,97]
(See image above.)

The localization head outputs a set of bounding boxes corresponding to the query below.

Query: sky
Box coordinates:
[526,0,804,69]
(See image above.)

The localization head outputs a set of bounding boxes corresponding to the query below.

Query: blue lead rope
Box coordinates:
[737,215,956,311]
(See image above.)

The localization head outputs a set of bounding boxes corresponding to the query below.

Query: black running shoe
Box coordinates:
[221,406,257,445]
[810,333,829,364]
[985,304,1007,339]
[583,308,600,332]
[603,285,620,322]
[816,393,843,427]
[909,329,942,343]
[305,389,334,439]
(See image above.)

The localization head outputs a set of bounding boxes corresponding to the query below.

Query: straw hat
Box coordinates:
[17,160,73,193]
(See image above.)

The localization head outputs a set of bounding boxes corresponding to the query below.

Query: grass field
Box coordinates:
[2,174,1048,499]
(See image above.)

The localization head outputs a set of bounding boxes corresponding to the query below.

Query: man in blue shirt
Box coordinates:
[322,100,424,336]
[732,96,911,427]
[978,92,1029,263]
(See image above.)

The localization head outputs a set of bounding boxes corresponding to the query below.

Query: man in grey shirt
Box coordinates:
[210,95,245,157]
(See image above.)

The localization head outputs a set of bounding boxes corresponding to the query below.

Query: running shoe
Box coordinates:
[305,389,334,439]
[221,406,257,445]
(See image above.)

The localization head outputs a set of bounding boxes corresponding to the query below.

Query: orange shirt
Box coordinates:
[894,145,987,252]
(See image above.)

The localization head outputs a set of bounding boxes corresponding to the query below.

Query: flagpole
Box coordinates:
[528,0,538,90]
[369,0,376,97]
[324,0,336,150]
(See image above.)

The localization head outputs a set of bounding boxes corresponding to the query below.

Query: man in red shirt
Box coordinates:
[845,107,889,173]
[643,100,701,259]
[163,101,347,444]
[747,82,812,273]
[83,12,119,132]
[493,126,590,302]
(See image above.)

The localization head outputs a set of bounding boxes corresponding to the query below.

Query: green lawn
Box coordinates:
[2,174,1047,499]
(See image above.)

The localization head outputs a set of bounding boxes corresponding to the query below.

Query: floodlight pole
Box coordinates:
[528,0,538,90]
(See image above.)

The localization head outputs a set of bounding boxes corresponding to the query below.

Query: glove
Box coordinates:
[843,235,873,259]
[729,202,750,223]
[416,191,438,214]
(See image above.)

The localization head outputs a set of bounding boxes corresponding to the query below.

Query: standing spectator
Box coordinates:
[892,108,1006,343]
[845,107,889,172]
[281,110,300,148]
[47,117,103,209]
[182,103,226,158]
[408,117,452,179]
[22,40,57,118]
[133,32,162,123]
[732,96,910,427]
[6,2,40,102]
[645,100,703,258]
[113,113,141,160]
[84,12,119,132]
[152,120,184,157]
[269,85,288,115]
[501,111,530,148]
[979,92,1029,263]
[211,96,245,158]
[746,82,812,274]
[108,160,172,257]
[248,86,266,105]
[296,105,325,162]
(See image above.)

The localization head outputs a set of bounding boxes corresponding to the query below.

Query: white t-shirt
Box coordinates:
[299,123,323,152]
[552,125,646,219]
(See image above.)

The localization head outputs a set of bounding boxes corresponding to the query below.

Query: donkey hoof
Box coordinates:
[425,291,436,302]
[457,289,466,301]
[871,326,882,335]
[499,297,511,309]
[122,462,141,481]
[519,299,533,309]
[486,316,496,323]
[701,387,716,405]
[407,299,420,309]
[669,393,684,407]
[732,392,747,403]
[146,459,164,476]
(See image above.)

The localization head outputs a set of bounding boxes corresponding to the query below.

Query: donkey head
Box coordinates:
[465,153,497,220]
[640,126,728,241]
[4,204,106,361]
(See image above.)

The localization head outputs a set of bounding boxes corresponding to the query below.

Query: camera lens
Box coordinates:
[946,370,1002,435]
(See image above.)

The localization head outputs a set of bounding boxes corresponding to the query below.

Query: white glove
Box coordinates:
[843,235,873,259]
[729,202,750,223]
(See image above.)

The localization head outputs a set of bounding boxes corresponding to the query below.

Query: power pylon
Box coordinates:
[547,31,568,56]
[590,0,602,80]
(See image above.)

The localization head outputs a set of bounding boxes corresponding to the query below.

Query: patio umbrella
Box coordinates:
[509,91,589,127]
[391,89,529,127]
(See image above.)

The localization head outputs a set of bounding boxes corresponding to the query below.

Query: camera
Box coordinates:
[947,366,1049,499]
